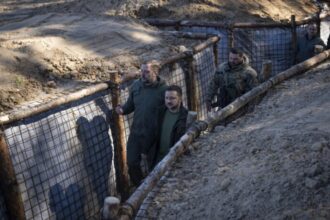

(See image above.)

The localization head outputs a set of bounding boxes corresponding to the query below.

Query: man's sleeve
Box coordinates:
[206,72,221,104]
[245,69,259,92]
[121,87,135,115]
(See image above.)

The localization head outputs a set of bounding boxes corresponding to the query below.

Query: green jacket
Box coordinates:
[296,33,325,63]
[122,77,167,154]
[206,57,258,107]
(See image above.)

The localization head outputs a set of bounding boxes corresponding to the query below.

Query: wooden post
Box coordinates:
[291,15,297,65]
[259,60,272,83]
[185,54,199,114]
[110,73,130,200]
[0,131,25,220]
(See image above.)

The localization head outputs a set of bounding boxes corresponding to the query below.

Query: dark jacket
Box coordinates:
[122,76,167,155]
[152,105,188,166]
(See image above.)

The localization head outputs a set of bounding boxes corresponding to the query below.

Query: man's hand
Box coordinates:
[140,153,149,177]
[115,105,124,115]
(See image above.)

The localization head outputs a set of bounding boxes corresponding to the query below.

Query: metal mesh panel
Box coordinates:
[194,47,216,119]
[0,191,8,220]
[233,27,294,76]
[179,26,295,76]
[159,61,188,108]
[3,91,116,220]
[181,26,229,64]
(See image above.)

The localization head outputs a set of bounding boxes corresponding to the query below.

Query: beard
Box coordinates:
[167,104,180,112]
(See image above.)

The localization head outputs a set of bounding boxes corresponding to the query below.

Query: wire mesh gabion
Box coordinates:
[233,27,294,76]
[2,90,117,220]
[193,46,216,119]
[159,60,189,108]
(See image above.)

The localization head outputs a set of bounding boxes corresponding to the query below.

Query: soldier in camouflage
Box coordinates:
[206,48,258,111]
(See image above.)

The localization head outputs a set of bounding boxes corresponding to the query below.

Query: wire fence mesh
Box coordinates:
[2,91,117,219]
[182,26,295,76]
[193,46,216,119]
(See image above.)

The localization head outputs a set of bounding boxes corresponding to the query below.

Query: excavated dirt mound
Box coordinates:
[142,62,330,219]
[0,13,196,112]
[0,0,321,113]
[0,0,320,22]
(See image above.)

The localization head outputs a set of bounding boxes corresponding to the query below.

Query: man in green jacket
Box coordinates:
[296,23,326,63]
[152,85,188,167]
[116,60,167,186]
[206,48,258,112]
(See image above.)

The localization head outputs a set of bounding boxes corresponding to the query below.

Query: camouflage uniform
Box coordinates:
[296,33,325,63]
[206,56,258,109]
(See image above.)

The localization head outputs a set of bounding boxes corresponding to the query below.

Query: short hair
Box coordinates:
[229,48,244,57]
[144,60,161,74]
[166,85,182,97]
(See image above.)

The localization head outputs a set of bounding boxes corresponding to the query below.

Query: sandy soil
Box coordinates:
[140,61,330,219]
[0,0,321,113]
[0,12,195,112]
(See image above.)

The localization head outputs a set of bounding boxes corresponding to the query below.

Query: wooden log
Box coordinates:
[118,49,330,220]
[161,36,219,66]
[161,31,220,40]
[192,36,220,53]
[147,19,293,28]
[0,132,25,220]
[185,55,199,112]
[161,52,190,66]
[0,83,110,125]
[143,18,180,27]
[110,73,130,200]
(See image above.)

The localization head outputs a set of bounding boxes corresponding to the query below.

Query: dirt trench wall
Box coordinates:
[1,90,117,219]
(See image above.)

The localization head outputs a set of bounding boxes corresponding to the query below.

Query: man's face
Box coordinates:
[229,52,243,67]
[307,25,317,38]
[141,64,157,84]
[165,90,181,112]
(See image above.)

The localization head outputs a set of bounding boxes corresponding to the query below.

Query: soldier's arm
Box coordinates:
[206,72,221,104]
[121,85,136,115]
[245,69,259,92]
